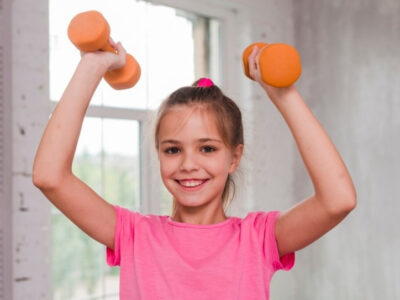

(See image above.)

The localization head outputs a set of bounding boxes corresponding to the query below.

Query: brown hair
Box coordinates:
[154,78,244,215]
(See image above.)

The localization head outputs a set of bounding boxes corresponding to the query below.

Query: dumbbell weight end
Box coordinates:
[104,54,141,90]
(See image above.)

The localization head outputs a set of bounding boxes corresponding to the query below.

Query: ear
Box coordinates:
[228,144,244,174]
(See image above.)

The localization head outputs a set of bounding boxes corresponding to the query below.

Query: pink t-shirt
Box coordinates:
[106,205,295,299]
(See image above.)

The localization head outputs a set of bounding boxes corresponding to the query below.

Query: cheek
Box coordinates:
[159,156,177,176]
[223,158,235,174]
[207,156,231,175]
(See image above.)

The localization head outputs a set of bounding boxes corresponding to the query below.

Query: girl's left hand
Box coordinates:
[79,37,127,74]
[248,46,295,103]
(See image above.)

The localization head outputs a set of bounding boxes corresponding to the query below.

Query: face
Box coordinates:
[157,105,243,210]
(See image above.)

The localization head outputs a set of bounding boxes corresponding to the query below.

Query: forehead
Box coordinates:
[158,105,221,139]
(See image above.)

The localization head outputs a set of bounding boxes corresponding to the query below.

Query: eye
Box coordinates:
[201,146,216,153]
[164,147,180,154]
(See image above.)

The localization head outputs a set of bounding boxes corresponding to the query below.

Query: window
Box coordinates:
[51,118,140,299]
[49,0,221,298]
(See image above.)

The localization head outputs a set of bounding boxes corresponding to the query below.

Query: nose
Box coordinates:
[179,151,199,172]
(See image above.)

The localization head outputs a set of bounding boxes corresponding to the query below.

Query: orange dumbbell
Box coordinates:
[242,42,301,88]
[68,10,141,90]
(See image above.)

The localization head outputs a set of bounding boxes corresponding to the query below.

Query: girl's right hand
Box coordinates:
[248,45,296,103]
[80,38,127,73]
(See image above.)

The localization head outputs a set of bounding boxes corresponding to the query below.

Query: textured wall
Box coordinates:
[279,0,400,299]
[10,0,52,299]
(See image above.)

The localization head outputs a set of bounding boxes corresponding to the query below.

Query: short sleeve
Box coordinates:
[106,205,136,266]
[260,211,295,271]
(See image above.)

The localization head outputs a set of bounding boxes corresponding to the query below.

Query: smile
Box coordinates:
[176,179,209,191]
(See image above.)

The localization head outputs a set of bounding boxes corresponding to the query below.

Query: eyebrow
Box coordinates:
[160,138,223,145]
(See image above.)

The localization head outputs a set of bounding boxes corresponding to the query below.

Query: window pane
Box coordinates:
[49,0,148,109]
[51,117,140,299]
[145,5,195,110]
[52,214,104,300]
[103,118,140,210]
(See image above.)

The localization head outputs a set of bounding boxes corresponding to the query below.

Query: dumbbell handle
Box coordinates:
[100,40,118,54]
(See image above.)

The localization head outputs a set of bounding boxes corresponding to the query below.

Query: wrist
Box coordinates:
[269,86,301,112]
[79,53,109,77]
[266,85,297,104]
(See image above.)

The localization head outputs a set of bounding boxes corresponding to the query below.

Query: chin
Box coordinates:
[174,195,215,208]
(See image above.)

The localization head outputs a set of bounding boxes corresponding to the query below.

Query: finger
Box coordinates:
[115,42,127,66]
[108,37,120,53]
[248,46,259,78]
[256,45,268,64]
[115,42,126,56]
[250,45,258,57]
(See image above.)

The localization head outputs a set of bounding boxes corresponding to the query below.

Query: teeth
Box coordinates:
[179,180,204,187]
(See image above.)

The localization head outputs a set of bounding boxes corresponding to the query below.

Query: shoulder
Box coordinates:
[241,210,280,226]
[114,206,169,227]
[236,211,280,239]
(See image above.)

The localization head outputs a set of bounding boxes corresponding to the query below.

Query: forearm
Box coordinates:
[33,55,107,186]
[270,87,356,212]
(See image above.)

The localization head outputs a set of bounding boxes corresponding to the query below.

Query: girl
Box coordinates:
[33,40,357,299]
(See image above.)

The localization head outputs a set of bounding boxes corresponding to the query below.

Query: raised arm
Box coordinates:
[248,46,357,257]
[32,41,127,250]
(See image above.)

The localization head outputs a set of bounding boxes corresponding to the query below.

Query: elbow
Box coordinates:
[32,174,56,189]
[32,169,66,189]
[318,187,357,218]
[345,186,357,212]
[331,192,357,217]
[32,166,47,188]
[342,194,357,214]
[32,175,51,189]
[32,158,71,189]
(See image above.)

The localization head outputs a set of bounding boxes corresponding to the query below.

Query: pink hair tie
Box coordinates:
[197,77,214,87]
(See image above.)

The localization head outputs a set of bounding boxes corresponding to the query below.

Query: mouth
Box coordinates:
[175,179,209,191]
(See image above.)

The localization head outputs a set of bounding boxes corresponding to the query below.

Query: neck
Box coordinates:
[171,201,227,225]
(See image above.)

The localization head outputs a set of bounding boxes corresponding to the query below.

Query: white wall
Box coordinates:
[286,1,400,299]
[4,0,52,299]
[0,0,13,299]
